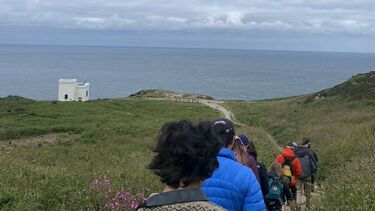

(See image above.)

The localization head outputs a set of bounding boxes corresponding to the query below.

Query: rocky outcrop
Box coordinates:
[129,89,214,100]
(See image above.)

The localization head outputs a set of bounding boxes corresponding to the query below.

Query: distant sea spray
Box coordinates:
[1,45,374,100]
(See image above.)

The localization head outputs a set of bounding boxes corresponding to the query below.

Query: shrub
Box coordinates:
[313,155,375,210]
[87,176,149,210]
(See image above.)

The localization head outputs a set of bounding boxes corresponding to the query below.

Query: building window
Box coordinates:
[86,90,88,97]
[64,94,68,99]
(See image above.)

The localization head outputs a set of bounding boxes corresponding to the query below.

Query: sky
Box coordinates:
[0,0,375,52]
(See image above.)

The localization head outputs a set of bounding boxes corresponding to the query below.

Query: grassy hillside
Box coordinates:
[1,71,374,210]
[0,97,219,210]
[226,71,375,210]
[307,70,375,101]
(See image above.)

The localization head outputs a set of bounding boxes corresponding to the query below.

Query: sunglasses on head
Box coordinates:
[233,135,246,146]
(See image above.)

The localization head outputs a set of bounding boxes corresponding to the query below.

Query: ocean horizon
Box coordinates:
[1,44,375,100]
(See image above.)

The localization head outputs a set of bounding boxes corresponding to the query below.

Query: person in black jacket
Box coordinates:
[294,138,318,209]
[239,135,269,198]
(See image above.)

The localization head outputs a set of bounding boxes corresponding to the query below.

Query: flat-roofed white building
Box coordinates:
[58,79,90,102]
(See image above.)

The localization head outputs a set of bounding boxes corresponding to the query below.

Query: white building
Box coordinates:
[58,79,90,102]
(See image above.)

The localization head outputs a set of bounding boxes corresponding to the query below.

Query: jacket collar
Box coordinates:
[217,147,236,161]
[295,146,311,156]
[144,188,208,207]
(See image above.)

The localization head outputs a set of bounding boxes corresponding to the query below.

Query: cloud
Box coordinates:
[0,0,374,37]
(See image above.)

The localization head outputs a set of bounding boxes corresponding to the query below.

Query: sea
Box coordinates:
[1,45,374,100]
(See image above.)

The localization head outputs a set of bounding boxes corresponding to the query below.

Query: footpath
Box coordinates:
[198,99,282,151]
[197,99,320,211]
[141,94,319,210]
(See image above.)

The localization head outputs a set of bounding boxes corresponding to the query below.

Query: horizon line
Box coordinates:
[1,43,374,55]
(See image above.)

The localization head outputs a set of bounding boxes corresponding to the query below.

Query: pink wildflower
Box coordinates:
[130,200,138,209]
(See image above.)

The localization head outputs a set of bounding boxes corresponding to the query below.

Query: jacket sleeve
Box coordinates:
[313,151,318,163]
[275,154,284,164]
[292,158,302,177]
[258,163,269,197]
[243,173,266,211]
[248,157,260,182]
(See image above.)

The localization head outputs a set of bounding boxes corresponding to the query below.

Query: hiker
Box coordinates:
[266,162,293,211]
[231,135,260,181]
[275,142,302,211]
[294,138,318,209]
[244,135,268,198]
[201,118,265,211]
[239,134,268,197]
[137,120,225,210]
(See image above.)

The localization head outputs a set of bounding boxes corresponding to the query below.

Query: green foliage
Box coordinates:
[0,98,219,210]
[2,71,375,210]
[314,154,375,210]
[227,96,375,209]
[306,71,375,102]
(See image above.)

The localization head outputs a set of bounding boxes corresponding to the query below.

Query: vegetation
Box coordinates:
[226,71,375,210]
[0,98,219,210]
[306,70,375,101]
[1,71,374,210]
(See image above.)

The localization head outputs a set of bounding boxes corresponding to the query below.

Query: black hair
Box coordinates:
[148,120,221,189]
[212,119,235,147]
[246,140,258,159]
[302,137,310,145]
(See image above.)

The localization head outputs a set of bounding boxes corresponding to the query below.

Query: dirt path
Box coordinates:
[198,99,282,151]
[140,95,283,151]
[142,96,318,210]
[265,133,283,152]
[6,133,62,146]
[199,100,244,126]
[198,100,324,210]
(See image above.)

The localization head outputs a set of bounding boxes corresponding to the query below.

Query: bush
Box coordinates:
[313,155,375,210]
[87,176,149,210]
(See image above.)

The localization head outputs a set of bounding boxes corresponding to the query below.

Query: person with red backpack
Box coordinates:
[275,142,302,211]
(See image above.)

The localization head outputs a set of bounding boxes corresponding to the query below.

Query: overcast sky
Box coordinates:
[1,0,375,52]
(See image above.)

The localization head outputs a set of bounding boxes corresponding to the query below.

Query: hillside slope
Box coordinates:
[307,70,375,102]
[227,71,375,210]
[0,98,219,210]
[1,71,374,210]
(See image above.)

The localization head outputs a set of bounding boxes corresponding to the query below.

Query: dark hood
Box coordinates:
[248,152,257,161]
[294,146,311,157]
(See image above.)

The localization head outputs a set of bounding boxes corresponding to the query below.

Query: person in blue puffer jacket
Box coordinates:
[201,118,266,211]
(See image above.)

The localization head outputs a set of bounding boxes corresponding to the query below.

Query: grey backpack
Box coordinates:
[298,155,312,178]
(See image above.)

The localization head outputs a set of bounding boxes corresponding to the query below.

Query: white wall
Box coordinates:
[76,84,90,102]
[58,79,90,102]
[58,79,77,101]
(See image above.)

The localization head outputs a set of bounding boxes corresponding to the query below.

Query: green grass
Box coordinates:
[314,153,375,210]
[1,71,375,210]
[306,70,375,101]
[0,97,219,210]
[226,95,375,210]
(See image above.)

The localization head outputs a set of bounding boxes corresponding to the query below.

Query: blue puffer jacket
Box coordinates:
[201,148,266,211]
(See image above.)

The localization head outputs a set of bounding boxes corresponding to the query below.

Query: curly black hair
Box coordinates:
[148,120,221,189]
